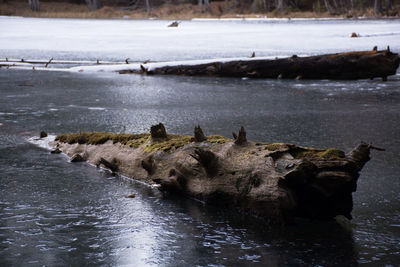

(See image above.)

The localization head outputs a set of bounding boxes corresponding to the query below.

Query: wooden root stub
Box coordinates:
[141,156,155,175]
[168,21,179,27]
[191,148,218,176]
[45,58,53,68]
[346,141,384,171]
[77,135,88,144]
[233,126,247,146]
[98,157,119,173]
[71,153,85,162]
[51,148,62,154]
[40,131,48,138]
[194,125,207,142]
[140,65,148,74]
[350,32,359,38]
[150,123,167,140]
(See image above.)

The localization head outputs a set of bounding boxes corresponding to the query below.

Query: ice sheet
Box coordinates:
[1,16,399,63]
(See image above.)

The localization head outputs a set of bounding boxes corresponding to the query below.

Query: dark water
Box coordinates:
[1,69,400,266]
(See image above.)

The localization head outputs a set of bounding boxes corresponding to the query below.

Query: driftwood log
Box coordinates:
[52,124,381,224]
[120,48,400,80]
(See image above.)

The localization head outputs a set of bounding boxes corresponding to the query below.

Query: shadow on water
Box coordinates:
[151,192,359,266]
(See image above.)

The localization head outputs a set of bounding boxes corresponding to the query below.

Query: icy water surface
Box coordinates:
[0,17,400,266]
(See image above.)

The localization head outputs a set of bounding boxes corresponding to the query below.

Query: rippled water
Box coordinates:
[1,17,400,266]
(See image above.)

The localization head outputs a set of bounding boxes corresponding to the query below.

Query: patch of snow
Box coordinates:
[68,63,141,73]
[88,107,106,110]
[6,55,311,73]
[27,135,56,151]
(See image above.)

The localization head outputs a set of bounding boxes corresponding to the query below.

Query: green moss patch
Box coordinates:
[316,148,346,160]
[55,132,150,146]
[291,147,345,160]
[56,132,343,160]
[56,132,230,152]
[206,135,231,144]
[143,134,192,152]
[255,142,270,146]
[265,143,287,151]
[143,134,229,152]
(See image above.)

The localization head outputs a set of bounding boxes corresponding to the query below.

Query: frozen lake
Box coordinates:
[1,16,400,61]
[0,17,400,266]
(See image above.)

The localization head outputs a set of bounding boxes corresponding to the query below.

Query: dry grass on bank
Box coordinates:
[0,1,398,19]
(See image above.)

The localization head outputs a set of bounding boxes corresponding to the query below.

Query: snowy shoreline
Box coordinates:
[0,55,303,73]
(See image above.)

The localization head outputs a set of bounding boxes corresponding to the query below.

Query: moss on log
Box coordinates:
[52,124,379,224]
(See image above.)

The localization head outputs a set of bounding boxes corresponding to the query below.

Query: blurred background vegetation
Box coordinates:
[0,0,398,19]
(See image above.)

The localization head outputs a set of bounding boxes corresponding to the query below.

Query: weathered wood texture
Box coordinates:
[124,49,400,80]
[51,126,381,224]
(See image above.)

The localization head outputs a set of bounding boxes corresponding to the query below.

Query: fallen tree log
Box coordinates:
[120,48,399,80]
[50,124,381,224]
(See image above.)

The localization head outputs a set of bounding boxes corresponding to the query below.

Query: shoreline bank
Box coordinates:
[1,1,399,20]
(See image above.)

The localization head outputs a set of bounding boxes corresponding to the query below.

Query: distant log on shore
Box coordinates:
[120,48,399,80]
[48,124,382,225]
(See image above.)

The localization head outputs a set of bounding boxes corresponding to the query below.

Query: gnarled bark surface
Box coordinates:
[50,126,380,224]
